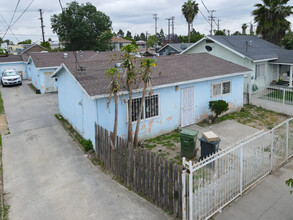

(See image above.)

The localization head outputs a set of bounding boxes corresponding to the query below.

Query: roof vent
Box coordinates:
[180,44,187,50]
[63,53,68,58]
[79,66,86,71]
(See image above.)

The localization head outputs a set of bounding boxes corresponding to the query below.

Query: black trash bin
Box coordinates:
[199,136,221,160]
[180,129,198,159]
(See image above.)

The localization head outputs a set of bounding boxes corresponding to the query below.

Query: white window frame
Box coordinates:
[211,80,232,98]
[255,63,265,79]
[126,93,160,123]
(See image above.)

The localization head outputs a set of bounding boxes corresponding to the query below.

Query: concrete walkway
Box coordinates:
[214,158,293,220]
[2,82,171,220]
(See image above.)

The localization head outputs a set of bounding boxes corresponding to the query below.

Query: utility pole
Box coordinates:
[166,17,171,43]
[208,10,216,35]
[153,14,158,35]
[217,19,221,31]
[171,16,175,43]
[39,9,45,43]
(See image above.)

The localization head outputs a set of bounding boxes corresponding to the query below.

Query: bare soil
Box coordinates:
[0,115,9,135]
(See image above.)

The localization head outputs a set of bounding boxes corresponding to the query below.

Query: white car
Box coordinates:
[1,69,22,87]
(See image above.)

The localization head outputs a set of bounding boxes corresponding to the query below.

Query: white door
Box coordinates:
[181,87,195,127]
[44,72,56,93]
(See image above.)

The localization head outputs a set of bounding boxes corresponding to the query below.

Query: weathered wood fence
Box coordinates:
[95,124,183,217]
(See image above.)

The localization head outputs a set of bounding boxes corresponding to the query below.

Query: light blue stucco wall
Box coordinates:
[27,59,58,93]
[57,67,244,149]
[0,61,27,79]
[58,69,97,148]
[97,75,244,141]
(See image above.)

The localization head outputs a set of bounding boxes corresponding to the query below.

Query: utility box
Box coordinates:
[180,129,198,159]
[199,135,221,160]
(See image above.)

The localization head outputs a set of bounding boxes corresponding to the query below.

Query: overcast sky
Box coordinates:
[0,0,293,44]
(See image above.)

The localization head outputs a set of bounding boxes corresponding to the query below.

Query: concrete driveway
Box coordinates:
[2,82,171,220]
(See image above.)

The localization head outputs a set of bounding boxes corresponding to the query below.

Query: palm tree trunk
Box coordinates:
[128,82,133,144]
[133,82,147,147]
[112,91,118,148]
[188,22,191,43]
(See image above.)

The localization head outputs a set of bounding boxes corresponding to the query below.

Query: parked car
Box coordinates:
[1,69,22,87]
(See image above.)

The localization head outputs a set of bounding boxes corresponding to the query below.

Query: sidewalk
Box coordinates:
[214,158,293,220]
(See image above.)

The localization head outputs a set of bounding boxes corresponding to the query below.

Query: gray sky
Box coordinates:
[0,0,293,44]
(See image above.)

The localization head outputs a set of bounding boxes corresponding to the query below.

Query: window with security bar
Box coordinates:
[130,94,159,122]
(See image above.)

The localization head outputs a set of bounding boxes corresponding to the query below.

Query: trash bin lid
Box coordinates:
[180,128,198,137]
[199,136,221,144]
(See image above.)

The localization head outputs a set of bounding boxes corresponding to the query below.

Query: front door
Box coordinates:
[181,87,195,127]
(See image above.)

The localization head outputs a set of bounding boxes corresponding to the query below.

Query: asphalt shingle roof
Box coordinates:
[158,43,194,53]
[59,52,251,97]
[208,35,293,63]
[0,55,23,63]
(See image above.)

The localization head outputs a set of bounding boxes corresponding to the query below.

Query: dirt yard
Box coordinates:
[142,105,291,165]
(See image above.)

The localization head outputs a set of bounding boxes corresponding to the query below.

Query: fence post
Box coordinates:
[286,121,289,161]
[283,88,286,113]
[270,130,274,172]
[182,168,187,220]
[188,160,193,220]
[240,144,243,195]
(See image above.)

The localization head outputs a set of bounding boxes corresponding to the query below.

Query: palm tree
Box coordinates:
[182,0,199,43]
[133,58,156,147]
[105,67,121,148]
[252,0,293,45]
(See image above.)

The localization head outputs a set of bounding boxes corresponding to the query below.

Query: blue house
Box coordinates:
[52,52,251,149]
[158,43,194,56]
[27,51,95,93]
[0,55,28,79]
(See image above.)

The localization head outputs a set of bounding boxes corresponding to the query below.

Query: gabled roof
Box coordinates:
[53,52,251,99]
[20,44,47,54]
[28,51,96,68]
[183,35,293,64]
[111,36,131,43]
[158,43,194,53]
[0,55,24,63]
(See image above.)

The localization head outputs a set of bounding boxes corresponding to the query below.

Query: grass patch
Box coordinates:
[0,93,4,115]
[55,114,94,153]
[266,90,293,102]
[0,135,9,220]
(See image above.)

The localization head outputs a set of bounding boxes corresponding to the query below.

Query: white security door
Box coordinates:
[181,87,195,127]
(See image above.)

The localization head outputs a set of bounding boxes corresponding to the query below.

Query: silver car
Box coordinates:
[1,69,22,87]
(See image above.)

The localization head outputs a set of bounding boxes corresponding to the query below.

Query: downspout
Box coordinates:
[290,65,293,88]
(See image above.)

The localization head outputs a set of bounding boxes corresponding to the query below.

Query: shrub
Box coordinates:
[209,100,229,122]
[81,139,93,152]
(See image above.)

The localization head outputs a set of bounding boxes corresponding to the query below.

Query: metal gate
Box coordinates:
[182,118,293,220]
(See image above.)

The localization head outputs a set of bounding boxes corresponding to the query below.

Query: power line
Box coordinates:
[165,17,171,43]
[2,0,20,39]
[10,0,34,28]
[0,15,19,42]
[153,14,158,35]
[39,9,45,42]
[208,10,216,35]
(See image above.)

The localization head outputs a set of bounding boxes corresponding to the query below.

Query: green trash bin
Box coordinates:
[180,128,198,159]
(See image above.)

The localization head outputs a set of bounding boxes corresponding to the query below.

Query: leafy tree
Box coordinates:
[181,0,199,43]
[48,38,52,42]
[133,58,156,147]
[40,41,51,50]
[209,100,229,122]
[242,23,248,35]
[140,32,146,41]
[281,32,293,49]
[117,29,124,38]
[97,30,114,51]
[134,34,140,41]
[51,1,112,51]
[121,44,139,143]
[126,31,132,39]
[105,67,121,147]
[147,35,158,47]
[156,29,165,45]
[18,39,32,44]
[214,30,226,36]
[252,0,293,45]
[123,36,136,45]
[179,29,203,43]
[232,31,242,35]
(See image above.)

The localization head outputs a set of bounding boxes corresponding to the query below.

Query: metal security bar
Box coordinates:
[182,118,293,220]
[250,86,293,115]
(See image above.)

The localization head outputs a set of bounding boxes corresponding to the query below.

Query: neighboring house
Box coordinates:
[158,43,194,56]
[52,52,251,149]
[181,35,293,94]
[50,42,65,50]
[20,44,47,54]
[27,51,96,94]
[0,55,28,79]
[111,36,131,51]
[137,40,146,49]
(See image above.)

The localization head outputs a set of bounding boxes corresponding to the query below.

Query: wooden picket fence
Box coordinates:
[95,124,183,217]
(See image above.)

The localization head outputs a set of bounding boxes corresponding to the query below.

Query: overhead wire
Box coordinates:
[0,15,19,42]
[2,0,20,39]
[10,0,34,28]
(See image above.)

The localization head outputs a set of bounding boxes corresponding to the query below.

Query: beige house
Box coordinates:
[111,36,131,51]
